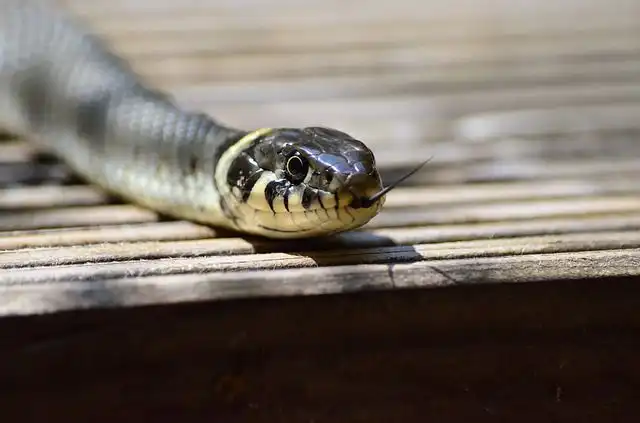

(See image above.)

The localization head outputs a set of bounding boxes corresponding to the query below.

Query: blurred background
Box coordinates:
[57,0,640,187]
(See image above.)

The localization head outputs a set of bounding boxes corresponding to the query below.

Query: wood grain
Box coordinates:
[1,248,639,315]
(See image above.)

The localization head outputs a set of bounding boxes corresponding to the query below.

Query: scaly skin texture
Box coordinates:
[0,1,385,238]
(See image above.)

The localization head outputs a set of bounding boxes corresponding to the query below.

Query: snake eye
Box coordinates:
[285,154,309,184]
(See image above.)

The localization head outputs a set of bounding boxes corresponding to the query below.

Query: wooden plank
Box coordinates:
[1,212,638,252]
[97,22,640,58]
[1,248,638,316]
[0,141,36,164]
[125,41,640,82]
[0,186,107,210]
[457,104,640,139]
[61,0,640,14]
[383,159,640,186]
[66,2,640,32]
[107,26,640,60]
[1,228,639,270]
[384,177,640,206]
[2,231,639,283]
[0,221,217,250]
[374,195,640,228]
[0,163,72,187]
[195,85,640,129]
[151,61,640,103]
[0,205,158,231]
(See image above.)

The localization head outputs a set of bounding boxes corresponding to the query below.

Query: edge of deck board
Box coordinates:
[1,248,638,317]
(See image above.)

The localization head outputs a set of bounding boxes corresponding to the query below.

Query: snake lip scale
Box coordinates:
[0,1,424,239]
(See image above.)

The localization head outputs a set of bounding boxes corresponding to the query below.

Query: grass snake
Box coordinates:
[0,0,425,238]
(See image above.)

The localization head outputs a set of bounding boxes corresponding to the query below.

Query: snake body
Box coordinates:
[0,1,386,238]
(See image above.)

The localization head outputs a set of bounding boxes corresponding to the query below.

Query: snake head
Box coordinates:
[266,126,384,208]
[219,126,386,238]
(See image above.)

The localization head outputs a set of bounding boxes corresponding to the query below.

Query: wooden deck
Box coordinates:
[1,0,640,421]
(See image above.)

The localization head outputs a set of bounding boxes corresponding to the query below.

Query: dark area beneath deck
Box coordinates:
[1,276,639,423]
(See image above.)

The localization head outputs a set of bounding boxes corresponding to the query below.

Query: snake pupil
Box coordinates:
[285,154,309,184]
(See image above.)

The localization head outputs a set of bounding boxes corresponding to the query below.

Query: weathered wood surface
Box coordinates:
[0,0,633,316]
[1,1,640,421]
[0,0,638,313]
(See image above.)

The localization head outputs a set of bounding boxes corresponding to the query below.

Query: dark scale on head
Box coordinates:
[265,180,289,212]
[239,172,262,202]
[227,151,264,202]
[283,185,291,212]
[301,186,316,209]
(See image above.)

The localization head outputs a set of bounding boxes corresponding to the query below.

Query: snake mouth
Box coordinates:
[349,193,378,209]
[253,201,384,237]
[233,187,385,238]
